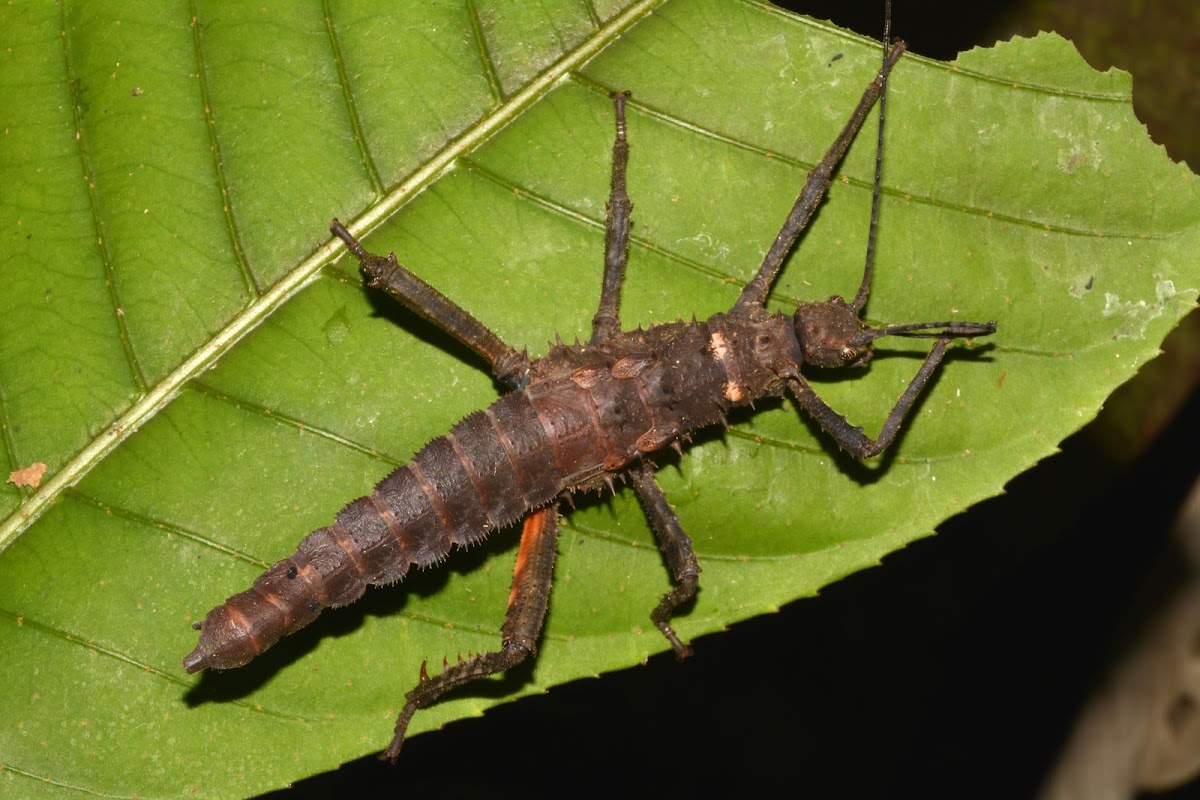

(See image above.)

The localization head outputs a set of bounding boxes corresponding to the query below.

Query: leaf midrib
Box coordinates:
[0,0,669,552]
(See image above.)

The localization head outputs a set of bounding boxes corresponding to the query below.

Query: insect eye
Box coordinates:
[841,346,857,361]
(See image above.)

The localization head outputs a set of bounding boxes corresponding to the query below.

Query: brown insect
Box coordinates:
[184,26,994,762]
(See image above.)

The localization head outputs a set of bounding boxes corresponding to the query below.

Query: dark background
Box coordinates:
[265,2,1200,797]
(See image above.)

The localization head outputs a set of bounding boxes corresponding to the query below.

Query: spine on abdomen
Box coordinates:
[183,390,577,673]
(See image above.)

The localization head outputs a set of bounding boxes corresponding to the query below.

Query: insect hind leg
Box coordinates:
[331,219,531,389]
[383,505,560,762]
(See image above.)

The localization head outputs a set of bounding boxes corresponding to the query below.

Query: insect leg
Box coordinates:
[331,219,532,389]
[788,337,957,459]
[590,91,632,344]
[734,41,906,313]
[383,505,560,762]
[630,464,699,660]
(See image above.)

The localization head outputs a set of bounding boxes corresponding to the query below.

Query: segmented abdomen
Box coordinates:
[184,321,735,673]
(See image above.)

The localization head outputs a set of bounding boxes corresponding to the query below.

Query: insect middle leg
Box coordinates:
[330,219,532,389]
[384,504,561,762]
[588,93,703,657]
[629,464,699,660]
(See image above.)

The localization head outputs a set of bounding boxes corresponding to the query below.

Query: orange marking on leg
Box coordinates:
[508,509,550,609]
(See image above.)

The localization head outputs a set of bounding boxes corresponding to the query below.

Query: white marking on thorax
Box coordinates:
[710,330,745,403]
[709,331,729,361]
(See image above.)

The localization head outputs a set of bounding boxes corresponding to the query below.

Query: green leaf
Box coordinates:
[1,0,1197,796]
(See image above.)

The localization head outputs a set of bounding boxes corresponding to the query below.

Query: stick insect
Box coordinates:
[184,7,995,761]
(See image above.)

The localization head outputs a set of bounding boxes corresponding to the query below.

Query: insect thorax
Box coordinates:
[519,311,796,493]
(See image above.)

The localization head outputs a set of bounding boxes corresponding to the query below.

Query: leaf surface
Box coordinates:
[1,1,1197,796]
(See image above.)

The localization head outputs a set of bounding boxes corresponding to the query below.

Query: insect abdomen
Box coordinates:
[182,388,588,672]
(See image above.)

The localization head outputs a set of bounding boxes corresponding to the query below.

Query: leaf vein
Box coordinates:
[458,156,752,293]
[0,605,310,722]
[192,379,403,465]
[570,74,1163,240]
[58,4,146,395]
[0,760,140,799]
[323,0,385,198]
[189,1,260,299]
[66,488,272,569]
[465,0,505,104]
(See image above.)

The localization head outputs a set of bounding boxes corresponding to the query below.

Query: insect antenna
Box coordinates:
[851,0,892,315]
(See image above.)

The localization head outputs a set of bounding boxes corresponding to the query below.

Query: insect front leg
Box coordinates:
[630,464,699,660]
[788,337,957,459]
[330,219,532,389]
[590,91,632,344]
[384,505,560,762]
[734,41,906,313]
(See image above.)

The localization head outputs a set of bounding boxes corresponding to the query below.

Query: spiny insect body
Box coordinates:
[185,33,995,761]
